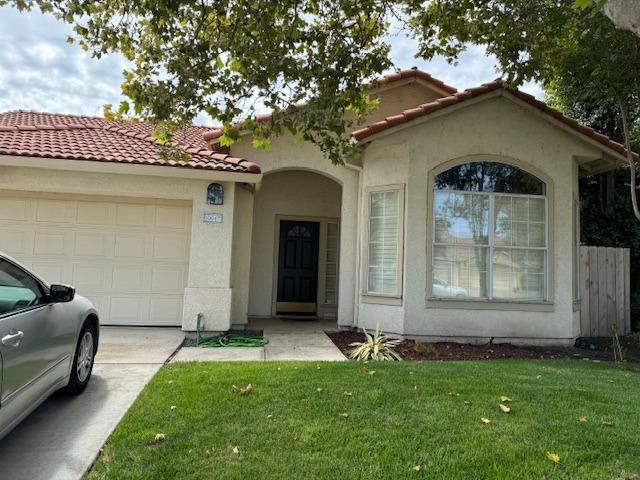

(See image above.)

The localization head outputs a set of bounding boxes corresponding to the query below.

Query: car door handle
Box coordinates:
[2,330,24,347]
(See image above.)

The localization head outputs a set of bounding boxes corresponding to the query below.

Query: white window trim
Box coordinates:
[362,184,405,300]
[431,189,549,302]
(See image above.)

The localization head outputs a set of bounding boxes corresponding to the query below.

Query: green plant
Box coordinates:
[629,330,640,346]
[349,325,402,361]
[610,326,624,362]
[414,341,439,357]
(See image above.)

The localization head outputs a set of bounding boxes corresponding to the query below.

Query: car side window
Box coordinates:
[0,259,45,316]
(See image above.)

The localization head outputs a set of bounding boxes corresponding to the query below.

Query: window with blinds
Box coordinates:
[367,189,402,295]
[432,162,547,301]
[325,222,339,304]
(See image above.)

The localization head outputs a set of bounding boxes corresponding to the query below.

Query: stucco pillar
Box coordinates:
[337,173,359,328]
[230,185,255,326]
[182,181,236,331]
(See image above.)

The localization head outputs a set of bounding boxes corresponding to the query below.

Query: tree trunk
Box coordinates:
[618,99,640,221]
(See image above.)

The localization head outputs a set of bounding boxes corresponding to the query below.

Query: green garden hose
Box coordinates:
[196,313,268,348]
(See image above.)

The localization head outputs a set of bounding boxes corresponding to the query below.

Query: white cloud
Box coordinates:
[0,6,544,123]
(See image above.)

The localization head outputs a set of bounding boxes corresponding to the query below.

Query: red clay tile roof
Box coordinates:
[202,68,457,143]
[351,81,638,161]
[0,111,261,174]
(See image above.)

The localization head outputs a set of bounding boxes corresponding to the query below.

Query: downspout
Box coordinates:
[344,154,364,330]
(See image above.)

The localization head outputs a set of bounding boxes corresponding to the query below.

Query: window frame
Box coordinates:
[426,158,555,309]
[363,184,405,301]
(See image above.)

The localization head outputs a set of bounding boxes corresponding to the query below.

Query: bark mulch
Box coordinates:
[325,330,640,363]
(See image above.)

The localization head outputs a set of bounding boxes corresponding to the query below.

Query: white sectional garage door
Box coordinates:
[0,192,191,326]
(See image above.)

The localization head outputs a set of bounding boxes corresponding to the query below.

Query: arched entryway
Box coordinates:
[247,169,343,320]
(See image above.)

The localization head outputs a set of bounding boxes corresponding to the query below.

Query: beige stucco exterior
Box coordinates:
[0,79,624,343]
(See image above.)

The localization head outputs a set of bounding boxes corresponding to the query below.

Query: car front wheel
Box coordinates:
[63,322,96,395]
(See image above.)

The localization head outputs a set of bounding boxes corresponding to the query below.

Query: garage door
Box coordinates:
[0,192,191,326]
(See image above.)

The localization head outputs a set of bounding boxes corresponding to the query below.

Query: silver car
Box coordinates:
[0,252,99,440]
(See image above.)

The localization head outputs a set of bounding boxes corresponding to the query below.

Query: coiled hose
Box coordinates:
[196,313,268,348]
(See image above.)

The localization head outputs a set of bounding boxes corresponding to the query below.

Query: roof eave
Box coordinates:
[0,154,263,183]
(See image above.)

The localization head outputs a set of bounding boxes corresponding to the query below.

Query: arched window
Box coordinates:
[432,162,547,301]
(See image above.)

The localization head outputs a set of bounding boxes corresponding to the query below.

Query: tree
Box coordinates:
[1,0,393,164]
[407,0,640,219]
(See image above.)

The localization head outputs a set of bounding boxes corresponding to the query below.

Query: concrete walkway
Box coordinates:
[171,317,346,362]
[0,327,183,480]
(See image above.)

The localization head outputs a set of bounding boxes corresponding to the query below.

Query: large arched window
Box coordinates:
[432,161,547,301]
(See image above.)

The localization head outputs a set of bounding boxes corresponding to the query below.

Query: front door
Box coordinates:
[277,220,320,315]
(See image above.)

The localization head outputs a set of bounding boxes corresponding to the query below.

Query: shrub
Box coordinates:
[349,325,402,361]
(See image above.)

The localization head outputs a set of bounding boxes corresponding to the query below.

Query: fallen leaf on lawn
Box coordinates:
[601,420,615,427]
[499,404,511,414]
[546,452,560,464]
[154,433,166,442]
[266,414,274,419]
[232,384,253,395]
[480,417,491,424]
[500,396,512,402]
[536,375,542,379]
[168,380,174,384]
[409,371,414,375]
[368,370,376,375]
[339,412,349,417]
[361,367,369,374]
[413,465,421,471]
[578,416,588,423]
[464,401,471,405]
[170,405,177,411]
[317,388,323,392]
[232,446,240,454]
[343,391,353,397]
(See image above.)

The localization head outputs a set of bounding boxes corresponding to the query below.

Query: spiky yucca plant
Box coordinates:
[349,324,402,361]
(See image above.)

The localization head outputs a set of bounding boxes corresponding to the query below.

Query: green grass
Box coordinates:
[86,360,640,480]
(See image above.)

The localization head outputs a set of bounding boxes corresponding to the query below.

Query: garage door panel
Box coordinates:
[112,264,149,291]
[0,228,33,256]
[35,199,76,223]
[153,236,189,260]
[76,201,114,225]
[0,198,30,221]
[72,263,108,290]
[0,193,191,326]
[109,296,149,324]
[34,230,70,256]
[74,231,115,257]
[156,205,190,229]
[149,298,183,324]
[114,233,148,259]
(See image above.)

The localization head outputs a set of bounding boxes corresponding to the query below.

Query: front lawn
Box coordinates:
[87,360,640,479]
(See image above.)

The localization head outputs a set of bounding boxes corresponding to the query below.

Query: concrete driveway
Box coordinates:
[0,326,183,480]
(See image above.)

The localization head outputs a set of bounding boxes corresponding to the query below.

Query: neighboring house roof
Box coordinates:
[202,68,458,143]
[0,110,261,173]
[351,80,638,162]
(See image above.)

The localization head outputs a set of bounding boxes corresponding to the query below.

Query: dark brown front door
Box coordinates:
[276,220,320,314]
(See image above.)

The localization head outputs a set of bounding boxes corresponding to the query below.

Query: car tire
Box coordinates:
[62,321,97,395]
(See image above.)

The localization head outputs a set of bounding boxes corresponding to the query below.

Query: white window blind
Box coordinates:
[325,223,339,304]
[368,190,400,295]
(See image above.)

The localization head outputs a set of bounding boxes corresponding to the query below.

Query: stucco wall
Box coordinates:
[246,170,342,317]
[0,165,238,332]
[358,94,602,344]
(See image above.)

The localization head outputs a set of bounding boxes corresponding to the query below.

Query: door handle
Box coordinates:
[2,330,24,347]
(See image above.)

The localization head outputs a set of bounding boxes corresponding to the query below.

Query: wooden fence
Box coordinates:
[579,246,631,337]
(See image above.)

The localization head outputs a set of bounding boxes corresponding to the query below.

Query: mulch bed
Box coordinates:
[326,330,640,362]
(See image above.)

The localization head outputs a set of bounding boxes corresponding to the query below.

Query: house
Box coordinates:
[0,69,631,345]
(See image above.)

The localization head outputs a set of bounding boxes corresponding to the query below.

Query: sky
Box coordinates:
[0,6,544,126]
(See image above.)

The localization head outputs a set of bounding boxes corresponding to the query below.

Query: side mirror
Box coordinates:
[50,284,75,303]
